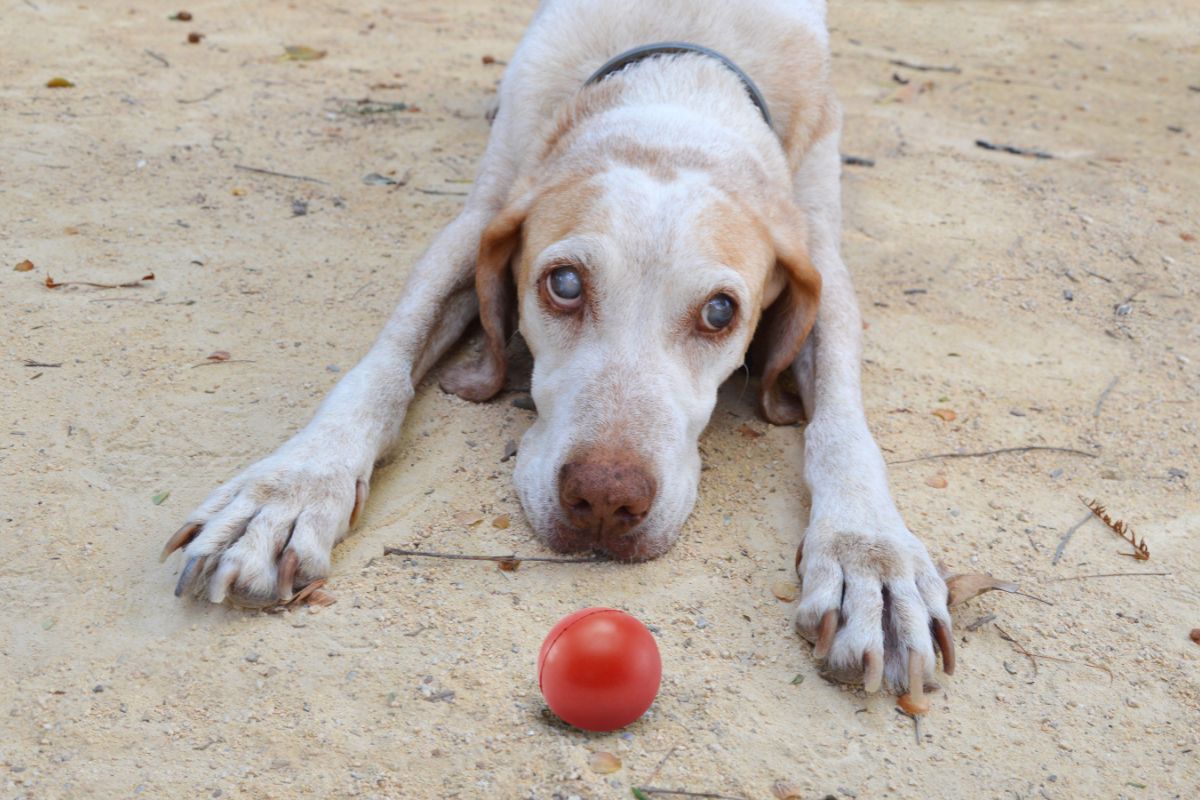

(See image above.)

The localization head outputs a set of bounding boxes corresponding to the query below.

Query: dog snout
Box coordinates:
[558,447,657,539]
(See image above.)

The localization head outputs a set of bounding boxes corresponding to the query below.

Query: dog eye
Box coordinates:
[700,294,736,331]
[546,266,584,309]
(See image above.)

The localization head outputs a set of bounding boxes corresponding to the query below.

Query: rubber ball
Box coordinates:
[537,607,662,732]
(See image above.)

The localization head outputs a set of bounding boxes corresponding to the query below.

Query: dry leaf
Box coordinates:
[772,781,803,800]
[587,751,621,774]
[279,45,327,62]
[1189,629,1200,645]
[946,573,1019,607]
[46,77,75,88]
[187,32,204,44]
[497,558,521,572]
[932,408,957,422]
[231,187,247,196]
[169,11,193,21]
[1181,232,1196,242]
[492,514,510,530]
[15,260,34,272]
[206,350,231,362]
[307,589,336,607]
[924,474,948,489]
[882,79,934,104]
[453,511,484,527]
[771,580,798,602]
[738,423,764,439]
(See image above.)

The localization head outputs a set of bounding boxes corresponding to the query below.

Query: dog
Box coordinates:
[160,0,954,695]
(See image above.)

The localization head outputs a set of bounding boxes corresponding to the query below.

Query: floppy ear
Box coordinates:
[757,221,822,425]
[439,206,526,402]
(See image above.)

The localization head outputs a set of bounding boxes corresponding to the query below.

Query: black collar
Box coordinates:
[584,41,773,130]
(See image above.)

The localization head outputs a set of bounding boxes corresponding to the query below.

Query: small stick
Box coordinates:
[644,745,678,785]
[178,87,224,104]
[965,613,996,632]
[993,623,1039,676]
[190,359,258,368]
[144,49,170,68]
[415,187,469,196]
[635,788,747,800]
[23,360,62,368]
[841,154,876,167]
[890,58,961,74]
[975,139,1055,159]
[1052,513,1093,565]
[383,547,606,564]
[44,273,154,289]
[234,164,328,184]
[888,445,1096,465]
[895,708,923,745]
[1048,571,1169,582]
[1092,376,1119,419]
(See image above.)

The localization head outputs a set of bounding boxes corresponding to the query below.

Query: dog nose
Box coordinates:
[558,449,657,538]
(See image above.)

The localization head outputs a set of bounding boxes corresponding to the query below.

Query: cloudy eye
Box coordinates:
[546,265,584,310]
[700,293,736,331]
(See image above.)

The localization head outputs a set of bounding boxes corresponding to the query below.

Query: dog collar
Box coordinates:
[584,41,773,130]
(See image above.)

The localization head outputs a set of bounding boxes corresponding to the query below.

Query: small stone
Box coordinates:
[1063,289,1074,301]
[92,685,104,693]
[511,395,536,411]
[244,652,260,663]
[292,199,308,217]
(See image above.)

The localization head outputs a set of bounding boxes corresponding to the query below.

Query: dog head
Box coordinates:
[442,80,820,560]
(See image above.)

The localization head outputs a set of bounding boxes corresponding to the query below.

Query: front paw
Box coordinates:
[160,437,369,607]
[794,518,953,697]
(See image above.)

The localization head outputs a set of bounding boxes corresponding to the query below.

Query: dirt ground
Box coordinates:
[3,0,1198,798]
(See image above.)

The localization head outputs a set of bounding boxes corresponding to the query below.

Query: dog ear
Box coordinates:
[757,218,821,425]
[439,205,526,402]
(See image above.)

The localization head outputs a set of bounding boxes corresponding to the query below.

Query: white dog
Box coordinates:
[161,0,954,694]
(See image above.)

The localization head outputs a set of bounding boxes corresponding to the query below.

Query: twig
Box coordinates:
[415,187,469,196]
[993,623,1039,676]
[994,623,1113,681]
[975,139,1055,159]
[965,613,996,632]
[383,547,606,564]
[44,273,154,289]
[888,445,1096,465]
[645,745,678,785]
[890,58,961,74]
[234,164,328,184]
[178,87,224,104]
[635,788,747,800]
[841,154,876,167]
[190,359,258,368]
[144,49,170,68]
[1092,376,1119,419]
[1052,513,1092,565]
[1048,571,1169,582]
[23,360,62,368]
[895,708,923,745]
[1081,496,1149,560]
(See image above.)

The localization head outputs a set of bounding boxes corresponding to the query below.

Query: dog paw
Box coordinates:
[793,518,953,694]
[160,437,369,607]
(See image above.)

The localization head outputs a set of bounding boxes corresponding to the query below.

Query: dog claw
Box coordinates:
[813,608,838,659]
[349,479,367,528]
[898,650,930,714]
[161,522,202,563]
[932,618,955,675]
[174,555,205,597]
[862,649,883,693]
[276,549,299,602]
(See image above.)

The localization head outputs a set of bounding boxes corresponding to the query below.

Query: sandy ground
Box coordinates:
[3,0,1199,798]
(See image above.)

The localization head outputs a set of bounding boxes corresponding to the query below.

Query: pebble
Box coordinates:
[244,652,259,663]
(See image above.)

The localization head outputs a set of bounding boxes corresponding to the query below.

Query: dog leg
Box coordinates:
[789,126,953,694]
[161,166,515,606]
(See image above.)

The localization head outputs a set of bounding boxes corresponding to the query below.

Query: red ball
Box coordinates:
[537,607,662,732]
